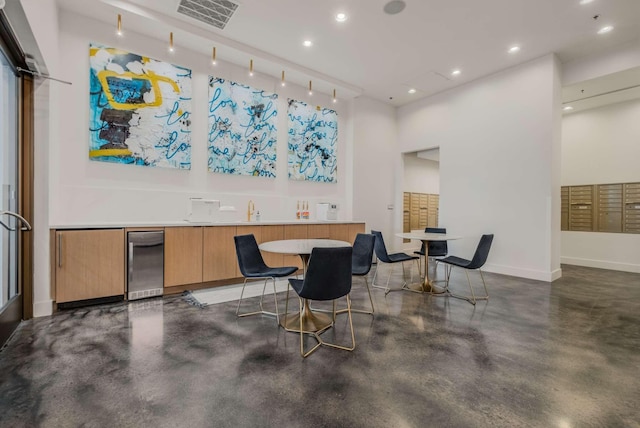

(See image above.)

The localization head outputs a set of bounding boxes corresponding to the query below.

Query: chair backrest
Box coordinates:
[466,234,494,269]
[296,247,352,301]
[371,230,392,263]
[234,234,268,276]
[425,227,448,257]
[352,233,375,276]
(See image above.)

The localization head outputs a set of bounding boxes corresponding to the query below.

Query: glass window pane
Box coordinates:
[0,49,18,306]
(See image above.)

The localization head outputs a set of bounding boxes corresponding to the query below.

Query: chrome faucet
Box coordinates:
[247,200,255,222]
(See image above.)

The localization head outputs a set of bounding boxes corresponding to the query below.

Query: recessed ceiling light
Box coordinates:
[597,25,613,34]
[336,13,347,22]
[508,46,521,54]
[563,106,574,111]
[451,69,461,76]
[303,40,313,47]
[579,0,594,5]
[383,0,406,15]
[408,88,416,94]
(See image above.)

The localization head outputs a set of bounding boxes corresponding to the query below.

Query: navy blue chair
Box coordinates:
[337,233,375,314]
[289,247,354,358]
[371,230,419,295]
[234,234,298,323]
[414,227,448,277]
[439,234,494,305]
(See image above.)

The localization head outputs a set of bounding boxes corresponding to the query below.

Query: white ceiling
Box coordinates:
[56,0,640,106]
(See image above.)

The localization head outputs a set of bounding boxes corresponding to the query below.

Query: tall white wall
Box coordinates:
[52,10,354,226]
[352,96,397,245]
[397,55,563,281]
[561,99,640,272]
[403,154,439,194]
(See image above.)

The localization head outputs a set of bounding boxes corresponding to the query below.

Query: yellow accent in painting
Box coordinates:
[97,70,180,110]
[89,149,133,158]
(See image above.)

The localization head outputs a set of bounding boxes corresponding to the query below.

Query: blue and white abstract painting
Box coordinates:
[207,77,278,177]
[287,99,338,183]
[89,44,192,169]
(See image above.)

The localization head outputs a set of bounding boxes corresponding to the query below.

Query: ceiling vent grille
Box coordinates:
[177,0,239,30]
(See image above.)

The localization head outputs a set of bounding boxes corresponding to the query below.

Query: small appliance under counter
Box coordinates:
[127,231,164,301]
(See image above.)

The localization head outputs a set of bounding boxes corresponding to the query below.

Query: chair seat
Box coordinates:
[244,266,298,278]
[413,250,425,256]
[439,255,472,268]
[388,252,419,263]
[352,265,370,276]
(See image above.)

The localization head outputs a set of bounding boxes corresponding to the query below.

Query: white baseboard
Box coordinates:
[561,257,640,274]
[33,299,53,317]
[482,264,562,282]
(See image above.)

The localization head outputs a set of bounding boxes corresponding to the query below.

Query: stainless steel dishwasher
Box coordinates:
[127,231,164,301]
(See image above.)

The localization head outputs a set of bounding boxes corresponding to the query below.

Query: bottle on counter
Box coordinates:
[256,211,261,222]
[296,201,301,220]
[302,201,310,219]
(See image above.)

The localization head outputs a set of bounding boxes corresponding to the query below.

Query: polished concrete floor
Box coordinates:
[1,264,639,427]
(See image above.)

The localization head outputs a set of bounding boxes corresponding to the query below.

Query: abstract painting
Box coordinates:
[207,77,278,177]
[89,44,192,169]
[287,99,338,183]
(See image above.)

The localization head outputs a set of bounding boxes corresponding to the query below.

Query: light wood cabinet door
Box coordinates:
[260,225,285,267]
[329,223,350,242]
[164,227,203,287]
[283,224,307,269]
[308,224,330,239]
[55,229,125,303]
[348,223,366,244]
[203,226,238,281]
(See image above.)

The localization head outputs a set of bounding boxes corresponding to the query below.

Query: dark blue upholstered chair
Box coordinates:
[414,227,448,277]
[371,230,419,295]
[439,234,494,305]
[338,233,375,314]
[234,234,298,323]
[288,247,354,358]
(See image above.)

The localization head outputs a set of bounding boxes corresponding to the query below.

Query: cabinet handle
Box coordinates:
[128,242,134,285]
[58,233,62,268]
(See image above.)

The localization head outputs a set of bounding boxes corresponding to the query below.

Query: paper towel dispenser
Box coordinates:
[316,203,338,221]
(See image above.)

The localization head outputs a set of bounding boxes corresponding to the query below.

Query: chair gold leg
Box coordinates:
[299,295,356,358]
[435,265,489,305]
[337,276,374,315]
[372,262,396,294]
[236,277,280,320]
[300,297,323,358]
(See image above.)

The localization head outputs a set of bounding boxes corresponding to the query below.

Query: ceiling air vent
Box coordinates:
[177,0,239,30]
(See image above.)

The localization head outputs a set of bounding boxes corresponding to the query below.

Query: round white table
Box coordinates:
[259,239,351,332]
[395,232,461,293]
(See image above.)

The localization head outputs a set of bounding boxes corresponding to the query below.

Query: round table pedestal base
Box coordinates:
[280,311,333,333]
[405,281,447,294]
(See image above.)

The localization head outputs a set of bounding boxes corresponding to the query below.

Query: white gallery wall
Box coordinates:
[352,96,398,243]
[403,154,440,194]
[52,10,354,227]
[561,99,640,272]
[396,55,563,282]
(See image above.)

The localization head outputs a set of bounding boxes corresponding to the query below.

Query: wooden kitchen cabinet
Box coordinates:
[283,224,308,269]
[203,226,238,281]
[259,225,285,267]
[55,229,125,303]
[164,227,203,287]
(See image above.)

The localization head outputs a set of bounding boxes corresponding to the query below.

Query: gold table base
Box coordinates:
[280,300,333,333]
[405,280,447,294]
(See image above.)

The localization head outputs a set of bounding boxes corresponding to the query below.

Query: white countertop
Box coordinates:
[50,220,366,229]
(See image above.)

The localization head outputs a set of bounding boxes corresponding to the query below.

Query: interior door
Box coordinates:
[0,46,23,346]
